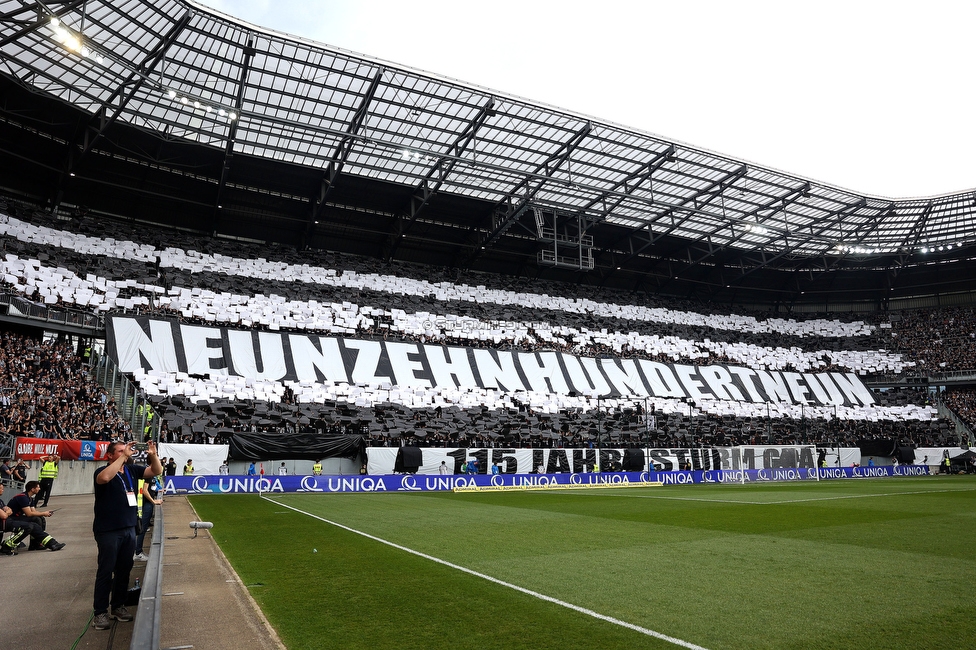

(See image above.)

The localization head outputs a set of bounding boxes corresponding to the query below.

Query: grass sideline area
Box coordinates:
[190,476,976,649]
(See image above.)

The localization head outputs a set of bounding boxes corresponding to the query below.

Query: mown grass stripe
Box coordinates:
[567,484,976,505]
[262,494,710,650]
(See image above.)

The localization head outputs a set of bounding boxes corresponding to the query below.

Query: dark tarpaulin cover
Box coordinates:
[229,432,366,461]
[394,446,423,473]
[857,438,897,457]
[896,446,916,464]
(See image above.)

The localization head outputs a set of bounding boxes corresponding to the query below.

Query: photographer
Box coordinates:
[91,440,162,630]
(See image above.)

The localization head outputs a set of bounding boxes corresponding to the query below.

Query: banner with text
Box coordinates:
[365,445,823,475]
[649,464,931,484]
[14,437,110,461]
[161,464,930,495]
[107,315,875,406]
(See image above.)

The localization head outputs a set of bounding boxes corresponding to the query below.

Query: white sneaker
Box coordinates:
[133,553,149,561]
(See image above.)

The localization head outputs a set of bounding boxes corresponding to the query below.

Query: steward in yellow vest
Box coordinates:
[37,454,59,507]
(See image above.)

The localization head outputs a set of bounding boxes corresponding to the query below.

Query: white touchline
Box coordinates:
[262,495,710,650]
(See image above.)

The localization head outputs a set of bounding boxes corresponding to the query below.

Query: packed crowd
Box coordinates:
[884,308,976,373]
[0,331,130,441]
[943,388,976,431]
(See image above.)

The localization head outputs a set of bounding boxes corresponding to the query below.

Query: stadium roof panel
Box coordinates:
[1,0,975,279]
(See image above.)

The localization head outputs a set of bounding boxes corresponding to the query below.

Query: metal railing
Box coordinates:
[0,292,104,330]
[0,433,26,491]
[936,397,976,447]
[0,431,14,460]
[92,352,160,441]
[130,504,164,650]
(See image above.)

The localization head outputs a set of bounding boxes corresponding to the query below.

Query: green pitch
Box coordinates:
[189,476,976,650]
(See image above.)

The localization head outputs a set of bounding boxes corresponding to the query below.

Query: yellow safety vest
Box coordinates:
[312,462,322,474]
[39,460,58,479]
[137,478,145,518]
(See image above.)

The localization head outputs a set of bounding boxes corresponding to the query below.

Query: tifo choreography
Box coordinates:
[109,316,875,408]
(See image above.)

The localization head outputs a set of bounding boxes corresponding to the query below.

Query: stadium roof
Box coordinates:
[1,0,975,308]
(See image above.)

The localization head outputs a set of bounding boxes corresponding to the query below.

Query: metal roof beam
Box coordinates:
[726,198,869,282]
[51,9,193,212]
[0,1,89,48]
[597,165,747,278]
[899,201,936,251]
[211,35,256,234]
[674,181,813,265]
[302,66,384,247]
[69,10,194,171]
[631,187,852,289]
[464,120,592,264]
[579,144,674,219]
[191,102,851,243]
[386,96,496,260]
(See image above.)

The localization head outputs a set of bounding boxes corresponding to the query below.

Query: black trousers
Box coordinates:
[3,519,47,547]
[10,515,44,532]
[93,527,136,615]
[38,477,54,506]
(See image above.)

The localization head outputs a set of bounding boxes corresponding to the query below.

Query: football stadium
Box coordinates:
[0,2,975,649]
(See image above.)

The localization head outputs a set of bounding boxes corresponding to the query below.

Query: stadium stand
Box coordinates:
[0,204,966,451]
[1,3,974,648]
[0,330,129,441]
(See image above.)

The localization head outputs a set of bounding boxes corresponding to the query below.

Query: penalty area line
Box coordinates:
[261,495,709,650]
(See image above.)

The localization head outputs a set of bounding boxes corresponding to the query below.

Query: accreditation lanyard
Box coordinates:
[118,465,137,507]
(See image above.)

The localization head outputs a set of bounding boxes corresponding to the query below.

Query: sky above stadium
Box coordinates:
[199,0,975,200]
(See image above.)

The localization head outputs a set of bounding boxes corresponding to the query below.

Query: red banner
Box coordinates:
[14,437,111,461]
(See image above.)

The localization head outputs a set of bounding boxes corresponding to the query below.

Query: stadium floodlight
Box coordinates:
[49,17,83,54]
